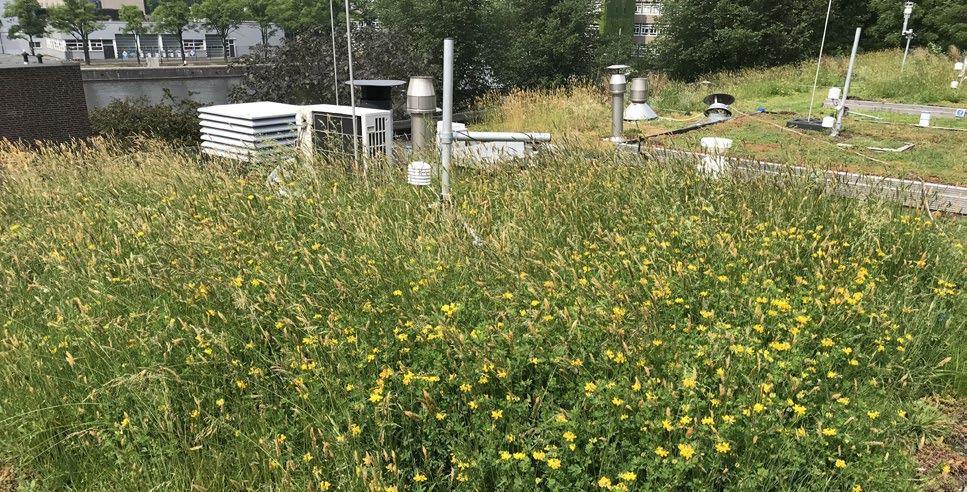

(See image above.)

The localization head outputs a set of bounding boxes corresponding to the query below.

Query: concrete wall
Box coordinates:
[81,65,242,110]
[0,63,92,142]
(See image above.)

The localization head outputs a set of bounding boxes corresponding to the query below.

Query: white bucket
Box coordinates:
[407,161,432,186]
[822,116,836,128]
[952,80,960,89]
[699,137,733,175]
[918,112,932,128]
[956,62,965,71]
[827,87,842,101]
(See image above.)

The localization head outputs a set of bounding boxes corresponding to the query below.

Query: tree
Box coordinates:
[240,0,276,46]
[118,5,147,65]
[867,0,966,51]
[152,0,192,64]
[491,0,599,88]
[231,26,437,106]
[48,0,103,65]
[4,0,48,56]
[370,0,498,104]
[599,0,635,38]
[654,0,870,80]
[192,0,244,61]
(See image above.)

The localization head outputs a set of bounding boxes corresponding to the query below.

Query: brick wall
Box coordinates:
[0,64,92,143]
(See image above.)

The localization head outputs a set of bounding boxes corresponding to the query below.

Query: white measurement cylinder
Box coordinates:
[407,161,432,186]
[827,87,842,101]
[918,112,932,127]
[822,116,836,128]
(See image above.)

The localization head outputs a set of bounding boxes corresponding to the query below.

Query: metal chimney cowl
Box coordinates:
[407,76,437,114]
[629,78,649,103]
[609,73,627,95]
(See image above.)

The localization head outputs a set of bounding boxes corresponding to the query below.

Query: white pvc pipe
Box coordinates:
[832,28,861,137]
[441,38,454,201]
[452,131,551,143]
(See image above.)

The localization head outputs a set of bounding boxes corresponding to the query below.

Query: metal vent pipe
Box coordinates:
[629,77,649,103]
[610,73,627,142]
[406,76,437,154]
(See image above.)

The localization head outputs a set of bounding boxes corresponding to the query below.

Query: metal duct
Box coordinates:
[406,76,436,154]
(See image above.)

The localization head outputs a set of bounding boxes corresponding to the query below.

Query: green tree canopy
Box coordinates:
[491,0,600,89]
[868,0,967,50]
[240,0,276,46]
[192,0,245,60]
[118,4,147,64]
[3,0,48,55]
[152,0,193,63]
[654,0,872,80]
[48,0,103,64]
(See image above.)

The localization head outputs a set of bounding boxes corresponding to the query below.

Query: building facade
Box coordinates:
[633,0,661,44]
[37,0,146,12]
[0,18,281,61]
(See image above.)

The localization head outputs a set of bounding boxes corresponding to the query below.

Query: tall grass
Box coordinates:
[0,139,964,490]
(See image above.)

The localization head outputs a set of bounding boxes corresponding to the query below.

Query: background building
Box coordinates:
[633,0,662,44]
[1,1,280,63]
[37,0,146,11]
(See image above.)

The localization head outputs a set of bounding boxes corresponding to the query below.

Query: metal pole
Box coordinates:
[343,0,359,169]
[901,35,912,72]
[807,0,834,121]
[441,38,454,201]
[832,27,861,137]
[609,73,626,142]
[329,0,340,105]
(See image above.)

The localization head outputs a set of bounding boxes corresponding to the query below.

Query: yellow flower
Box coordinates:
[792,404,806,416]
[303,452,313,462]
[941,463,951,475]
[413,473,427,483]
[681,376,697,389]
[547,458,562,470]
[584,382,598,394]
[678,443,695,460]
[867,411,880,420]
[619,471,637,481]
[655,446,670,458]
[532,451,546,461]
[563,431,576,442]
[822,428,838,436]
[491,410,503,420]
[597,476,612,488]
[835,459,847,469]
[319,481,331,491]
[715,442,731,454]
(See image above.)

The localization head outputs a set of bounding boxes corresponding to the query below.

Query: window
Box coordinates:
[634,23,659,36]
[65,39,85,51]
[31,41,41,48]
[636,1,662,15]
[183,39,205,51]
[88,40,104,52]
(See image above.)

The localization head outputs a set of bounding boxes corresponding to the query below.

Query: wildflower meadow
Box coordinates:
[0,140,963,490]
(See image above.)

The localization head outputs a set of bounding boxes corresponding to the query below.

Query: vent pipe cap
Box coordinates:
[406,76,437,114]
[629,77,649,103]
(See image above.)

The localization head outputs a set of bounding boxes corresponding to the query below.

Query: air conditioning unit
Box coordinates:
[297,105,393,161]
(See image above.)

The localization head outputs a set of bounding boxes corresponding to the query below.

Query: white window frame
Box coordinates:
[637,23,658,36]
[88,40,104,52]
[183,39,205,52]
[65,39,85,51]
[636,1,662,16]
